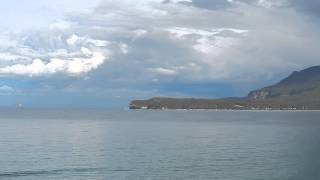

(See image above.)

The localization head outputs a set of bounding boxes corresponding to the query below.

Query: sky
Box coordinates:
[0,0,319,108]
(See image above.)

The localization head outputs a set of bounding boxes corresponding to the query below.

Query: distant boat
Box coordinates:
[17,103,23,108]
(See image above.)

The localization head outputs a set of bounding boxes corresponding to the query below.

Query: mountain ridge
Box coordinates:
[130,66,320,110]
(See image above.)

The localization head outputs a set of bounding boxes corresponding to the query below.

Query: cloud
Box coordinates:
[66,34,109,47]
[3,1,320,81]
[289,0,320,16]
[54,0,320,88]
[0,31,117,76]
[149,67,178,76]
[0,51,106,76]
[167,27,248,54]
[0,85,13,92]
[1,0,320,104]
[0,85,15,95]
[185,0,235,10]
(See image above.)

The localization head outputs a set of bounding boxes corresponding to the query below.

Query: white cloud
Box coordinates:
[119,43,129,54]
[81,47,93,55]
[193,36,238,54]
[0,51,107,76]
[149,67,177,76]
[167,27,248,39]
[67,34,109,47]
[66,34,79,46]
[0,30,117,77]
[167,27,248,55]
[87,39,110,47]
[0,85,13,92]
[133,29,148,37]
[257,0,287,8]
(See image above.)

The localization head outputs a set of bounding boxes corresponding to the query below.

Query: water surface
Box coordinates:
[0,109,319,179]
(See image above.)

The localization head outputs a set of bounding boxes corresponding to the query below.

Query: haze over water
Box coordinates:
[0,109,319,180]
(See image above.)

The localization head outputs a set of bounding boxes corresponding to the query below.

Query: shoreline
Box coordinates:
[130,109,320,112]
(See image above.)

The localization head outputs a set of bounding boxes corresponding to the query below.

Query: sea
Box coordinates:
[0,109,319,180]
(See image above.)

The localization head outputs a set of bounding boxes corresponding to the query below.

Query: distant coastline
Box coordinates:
[130,66,320,110]
[129,108,320,112]
[129,97,319,110]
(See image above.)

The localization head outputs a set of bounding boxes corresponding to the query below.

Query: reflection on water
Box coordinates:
[0,109,319,180]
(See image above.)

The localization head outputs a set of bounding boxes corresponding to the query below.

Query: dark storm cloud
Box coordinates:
[290,0,320,16]
[183,0,234,10]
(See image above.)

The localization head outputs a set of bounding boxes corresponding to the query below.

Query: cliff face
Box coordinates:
[130,66,320,110]
[248,66,320,100]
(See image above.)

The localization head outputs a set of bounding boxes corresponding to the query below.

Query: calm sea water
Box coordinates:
[0,109,319,180]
